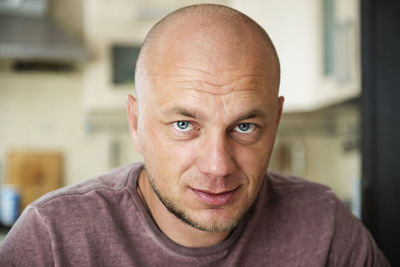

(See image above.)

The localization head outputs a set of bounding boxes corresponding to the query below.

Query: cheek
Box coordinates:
[233,134,275,184]
[140,122,196,176]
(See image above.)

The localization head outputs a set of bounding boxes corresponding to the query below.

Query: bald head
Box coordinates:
[135,4,280,102]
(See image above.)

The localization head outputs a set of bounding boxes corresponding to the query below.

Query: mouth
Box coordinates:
[190,186,240,206]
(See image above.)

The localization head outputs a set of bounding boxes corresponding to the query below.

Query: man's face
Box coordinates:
[132,24,283,232]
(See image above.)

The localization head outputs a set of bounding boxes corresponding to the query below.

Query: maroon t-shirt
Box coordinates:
[0,163,390,266]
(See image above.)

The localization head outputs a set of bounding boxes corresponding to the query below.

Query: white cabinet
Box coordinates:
[82,0,156,112]
[231,0,360,112]
[82,0,359,113]
[81,0,229,113]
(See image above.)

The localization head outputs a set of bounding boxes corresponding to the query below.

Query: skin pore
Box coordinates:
[127,4,283,248]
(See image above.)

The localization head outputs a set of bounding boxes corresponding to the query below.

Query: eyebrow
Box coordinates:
[235,109,267,122]
[163,106,267,122]
[165,107,202,119]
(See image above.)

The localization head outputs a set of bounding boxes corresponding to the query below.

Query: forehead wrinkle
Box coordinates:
[175,74,269,83]
[159,88,266,122]
[172,75,270,96]
[173,65,270,81]
[176,79,233,88]
[176,86,265,97]
[174,65,215,75]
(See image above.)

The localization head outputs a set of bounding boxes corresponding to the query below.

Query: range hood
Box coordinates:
[0,0,88,62]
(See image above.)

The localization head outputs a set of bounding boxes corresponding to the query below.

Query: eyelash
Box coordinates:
[171,121,258,135]
[172,121,194,132]
[233,123,257,134]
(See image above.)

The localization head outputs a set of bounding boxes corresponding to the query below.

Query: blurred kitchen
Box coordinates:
[0,0,360,234]
[1,0,399,264]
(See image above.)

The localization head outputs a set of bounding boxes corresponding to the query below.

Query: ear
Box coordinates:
[126,94,142,153]
[275,96,284,128]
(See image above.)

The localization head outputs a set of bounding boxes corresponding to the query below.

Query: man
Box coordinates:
[0,4,389,266]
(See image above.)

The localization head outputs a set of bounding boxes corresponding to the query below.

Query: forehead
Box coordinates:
[166,64,269,94]
[150,35,274,94]
[145,62,276,122]
[140,15,278,112]
[145,52,275,117]
[158,87,270,118]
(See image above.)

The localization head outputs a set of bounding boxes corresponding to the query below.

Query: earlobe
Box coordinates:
[126,94,142,153]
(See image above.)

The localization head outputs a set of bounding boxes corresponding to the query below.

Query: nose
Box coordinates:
[196,132,237,178]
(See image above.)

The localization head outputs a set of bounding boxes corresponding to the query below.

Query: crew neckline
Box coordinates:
[127,163,249,257]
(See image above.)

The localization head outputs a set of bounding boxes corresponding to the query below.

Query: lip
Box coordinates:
[190,186,240,206]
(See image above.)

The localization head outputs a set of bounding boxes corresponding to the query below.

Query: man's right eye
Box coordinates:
[172,121,193,132]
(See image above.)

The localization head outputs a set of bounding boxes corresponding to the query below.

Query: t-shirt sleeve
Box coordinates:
[0,205,54,266]
[327,196,391,267]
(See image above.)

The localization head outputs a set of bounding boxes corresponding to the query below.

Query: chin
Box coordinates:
[186,211,242,233]
[176,203,252,233]
[146,167,252,232]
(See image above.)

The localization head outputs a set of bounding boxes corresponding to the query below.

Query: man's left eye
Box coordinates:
[234,123,256,133]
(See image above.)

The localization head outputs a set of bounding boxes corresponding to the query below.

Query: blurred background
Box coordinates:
[0,0,399,264]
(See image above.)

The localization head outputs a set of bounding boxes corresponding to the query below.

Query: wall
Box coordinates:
[270,103,361,215]
[49,0,84,42]
[231,0,321,111]
[0,0,360,212]
[0,69,142,186]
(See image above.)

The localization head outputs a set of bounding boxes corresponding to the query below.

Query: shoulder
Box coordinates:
[0,163,144,265]
[30,162,143,213]
[253,171,339,237]
[263,171,390,266]
[266,170,332,190]
[265,171,336,206]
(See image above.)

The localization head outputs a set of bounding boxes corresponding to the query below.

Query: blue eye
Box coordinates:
[173,121,192,131]
[234,123,255,133]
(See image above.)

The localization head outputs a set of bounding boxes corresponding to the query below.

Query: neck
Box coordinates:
[136,170,232,248]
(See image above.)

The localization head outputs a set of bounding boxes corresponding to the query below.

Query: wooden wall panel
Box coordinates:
[5,151,62,211]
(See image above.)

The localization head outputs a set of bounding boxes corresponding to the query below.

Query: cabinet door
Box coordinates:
[6,151,62,211]
[231,0,360,112]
